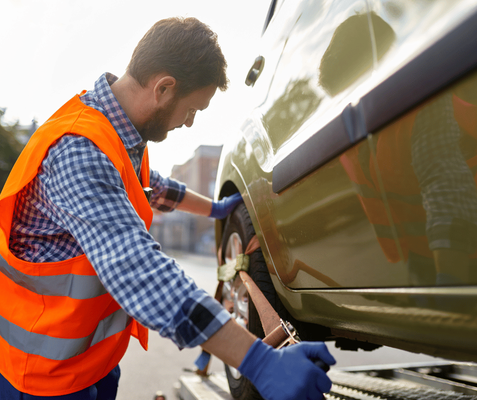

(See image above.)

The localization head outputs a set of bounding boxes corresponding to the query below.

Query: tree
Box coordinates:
[0,121,25,191]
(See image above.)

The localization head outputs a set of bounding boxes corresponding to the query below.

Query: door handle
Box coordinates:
[245,56,265,86]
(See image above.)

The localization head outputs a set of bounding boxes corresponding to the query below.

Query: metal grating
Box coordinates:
[328,363,477,400]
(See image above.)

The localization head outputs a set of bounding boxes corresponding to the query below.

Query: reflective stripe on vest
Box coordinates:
[0,256,107,299]
[374,221,427,239]
[0,308,130,361]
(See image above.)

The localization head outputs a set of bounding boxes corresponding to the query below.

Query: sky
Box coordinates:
[1,0,271,175]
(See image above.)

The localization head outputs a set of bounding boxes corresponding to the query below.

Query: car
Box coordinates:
[213,0,477,399]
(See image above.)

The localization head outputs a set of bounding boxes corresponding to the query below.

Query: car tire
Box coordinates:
[220,203,291,400]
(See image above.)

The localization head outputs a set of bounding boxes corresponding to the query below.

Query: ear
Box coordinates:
[153,76,177,106]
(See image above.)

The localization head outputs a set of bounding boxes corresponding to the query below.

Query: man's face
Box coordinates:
[139,96,177,143]
[140,84,217,143]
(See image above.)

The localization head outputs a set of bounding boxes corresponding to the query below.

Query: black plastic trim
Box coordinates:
[272,8,477,194]
[262,0,278,35]
[272,115,351,193]
[362,8,477,134]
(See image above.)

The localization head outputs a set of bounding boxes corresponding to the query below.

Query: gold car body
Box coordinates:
[215,0,477,361]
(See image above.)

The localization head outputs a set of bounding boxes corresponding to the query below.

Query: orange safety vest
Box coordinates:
[341,95,477,263]
[0,93,152,396]
[340,109,422,263]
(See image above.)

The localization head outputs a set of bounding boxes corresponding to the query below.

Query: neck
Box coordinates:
[110,74,152,131]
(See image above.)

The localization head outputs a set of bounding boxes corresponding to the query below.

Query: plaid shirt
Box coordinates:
[9,73,230,348]
[412,92,477,253]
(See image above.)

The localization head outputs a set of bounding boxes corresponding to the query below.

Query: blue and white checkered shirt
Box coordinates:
[412,93,477,253]
[9,73,230,348]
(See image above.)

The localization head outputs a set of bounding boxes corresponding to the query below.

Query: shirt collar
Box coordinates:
[85,73,146,150]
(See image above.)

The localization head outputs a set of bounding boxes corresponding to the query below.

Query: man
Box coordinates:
[0,17,334,400]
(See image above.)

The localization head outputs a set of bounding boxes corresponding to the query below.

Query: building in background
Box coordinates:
[150,145,222,255]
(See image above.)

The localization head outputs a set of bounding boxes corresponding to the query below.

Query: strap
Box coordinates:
[244,235,261,255]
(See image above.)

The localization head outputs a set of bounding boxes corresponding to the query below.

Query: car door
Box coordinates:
[236,0,404,290]
[365,0,477,287]
[222,0,477,359]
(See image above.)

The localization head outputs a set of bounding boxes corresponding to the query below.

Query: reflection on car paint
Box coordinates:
[374,75,477,286]
[261,6,477,289]
[341,82,477,287]
[262,9,401,289]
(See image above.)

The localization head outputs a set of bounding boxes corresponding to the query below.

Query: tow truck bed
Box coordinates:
[176,362,477,400]
[176,372,232,400]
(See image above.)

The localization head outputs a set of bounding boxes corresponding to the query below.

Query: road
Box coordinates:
[116,251,441,400]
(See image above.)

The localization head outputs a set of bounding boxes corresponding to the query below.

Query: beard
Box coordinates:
[139,97,178,143]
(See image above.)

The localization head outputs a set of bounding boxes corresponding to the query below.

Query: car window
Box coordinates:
[363,0,475,134]
[368,0,472,86]
[258,0,377,161]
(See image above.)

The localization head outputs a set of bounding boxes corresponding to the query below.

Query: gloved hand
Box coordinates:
[209,193,243,219]
[238,339,336,400]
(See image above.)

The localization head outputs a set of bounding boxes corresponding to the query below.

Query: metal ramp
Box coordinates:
[176,362,477,400]
[176,372,233,400]
[328,362,477,400]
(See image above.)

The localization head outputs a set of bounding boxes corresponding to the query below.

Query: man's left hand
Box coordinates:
[209,193,243,219]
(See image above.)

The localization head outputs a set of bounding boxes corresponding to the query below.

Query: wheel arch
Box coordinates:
[215,175,266,268]
[215,180,243,255]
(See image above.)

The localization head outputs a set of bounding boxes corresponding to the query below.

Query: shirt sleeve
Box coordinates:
[42,135,230,348]
[149,169,187,212]
[411,93,477,254]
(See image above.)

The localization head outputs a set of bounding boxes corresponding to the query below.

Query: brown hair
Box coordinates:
[127,17,228,97]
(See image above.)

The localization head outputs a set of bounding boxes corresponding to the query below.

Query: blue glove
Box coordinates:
[238,339,336,400]
[209,193,243,219]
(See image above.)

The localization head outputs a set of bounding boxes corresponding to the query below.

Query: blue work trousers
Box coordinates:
[0,365,120,400]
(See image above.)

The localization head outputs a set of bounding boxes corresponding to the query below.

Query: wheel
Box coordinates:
[220,203,291,400]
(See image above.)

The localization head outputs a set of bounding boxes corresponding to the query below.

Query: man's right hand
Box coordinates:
[238,339,336,400]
